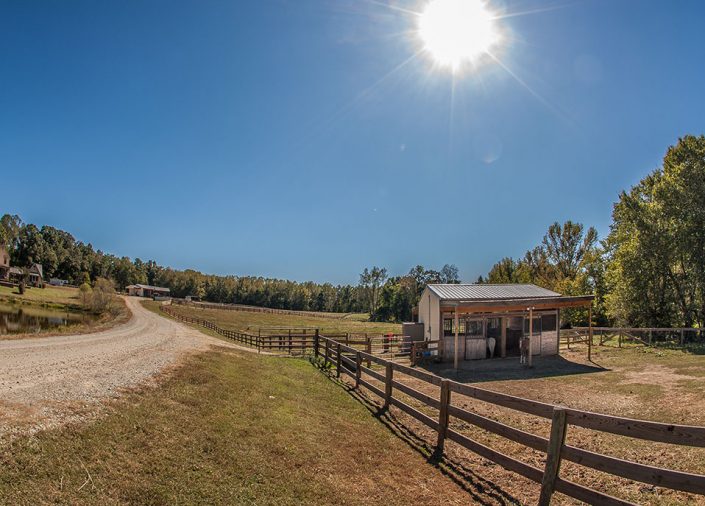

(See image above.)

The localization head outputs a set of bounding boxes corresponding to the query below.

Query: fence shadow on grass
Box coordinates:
[314,363,522,506]
[418,354,607,384]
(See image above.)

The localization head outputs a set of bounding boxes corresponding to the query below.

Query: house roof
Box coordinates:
[427,283,561,301]
[128,284,170,292]
[29,263,43,277]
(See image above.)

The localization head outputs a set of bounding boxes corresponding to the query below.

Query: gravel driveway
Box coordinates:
[0,296,237,440]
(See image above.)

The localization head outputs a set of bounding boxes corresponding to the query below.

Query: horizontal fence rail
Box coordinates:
[562,326,705,349]
[160,303,705,504]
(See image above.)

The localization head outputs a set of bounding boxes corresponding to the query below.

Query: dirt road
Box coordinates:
[0,297,234,439]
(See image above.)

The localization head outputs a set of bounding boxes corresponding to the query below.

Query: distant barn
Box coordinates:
[126,284,171,298]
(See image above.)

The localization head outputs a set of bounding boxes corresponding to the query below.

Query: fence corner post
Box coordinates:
[355,351,362,388]
[539,407,568,506]
[384,362,393,409]
[434,379,451,459]
[336,343,342,378]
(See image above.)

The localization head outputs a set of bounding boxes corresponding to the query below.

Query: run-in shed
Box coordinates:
[417,284,593,366]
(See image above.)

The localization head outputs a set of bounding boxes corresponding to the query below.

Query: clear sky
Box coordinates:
[1,0,704,284]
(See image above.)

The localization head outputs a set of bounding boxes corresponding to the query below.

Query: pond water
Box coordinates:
[0,304,96,335]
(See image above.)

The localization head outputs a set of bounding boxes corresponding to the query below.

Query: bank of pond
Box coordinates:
[0,303,96,335]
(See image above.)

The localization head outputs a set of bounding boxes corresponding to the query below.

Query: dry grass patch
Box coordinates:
[159,301,401,335]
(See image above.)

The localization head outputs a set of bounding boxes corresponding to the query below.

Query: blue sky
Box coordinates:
[1,0,704,284]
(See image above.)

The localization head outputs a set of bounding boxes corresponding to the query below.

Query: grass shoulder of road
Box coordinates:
[162,301,402,335]
[0,285,131,340]
[0,347,472,505]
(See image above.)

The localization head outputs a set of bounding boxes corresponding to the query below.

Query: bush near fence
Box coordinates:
[160,304,705,505]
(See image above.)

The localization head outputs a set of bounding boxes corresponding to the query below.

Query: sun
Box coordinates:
[418,0,500,71]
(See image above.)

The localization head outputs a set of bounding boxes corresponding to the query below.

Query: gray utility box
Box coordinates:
[402,322,425,343]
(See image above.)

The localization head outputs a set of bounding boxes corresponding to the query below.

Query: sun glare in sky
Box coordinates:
[418,0,500,71]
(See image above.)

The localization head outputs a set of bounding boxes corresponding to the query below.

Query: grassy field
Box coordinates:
[163,302,402,335]
[0,284,83,308]
[0,348,476,505]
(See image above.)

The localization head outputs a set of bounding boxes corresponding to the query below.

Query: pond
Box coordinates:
[0,303,96,335]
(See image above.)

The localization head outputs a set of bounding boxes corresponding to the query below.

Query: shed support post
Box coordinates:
[454,306,459,370]
[500,316,507,358]
[681,329,685,347]
[588,306,593,361]
[528,307,533,368]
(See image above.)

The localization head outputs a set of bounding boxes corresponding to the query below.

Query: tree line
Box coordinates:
[3,135,704,327]
[0,213,456,320]
[482,135,705,328]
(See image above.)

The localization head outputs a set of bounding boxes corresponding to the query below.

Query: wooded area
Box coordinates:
[483,135,705,328]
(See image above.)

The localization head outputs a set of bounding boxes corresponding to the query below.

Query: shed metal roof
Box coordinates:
[427,284,560,301]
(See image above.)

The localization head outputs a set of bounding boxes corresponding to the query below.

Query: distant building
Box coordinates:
[0,248,45,288]
[7,267,24,283]
[126,284,171,298]
[27,263,44,287]
[417,283,593,363]
[49,278,69,286]
[0,244,9,280]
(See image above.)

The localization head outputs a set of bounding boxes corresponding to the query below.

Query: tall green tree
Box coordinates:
[606,135,705,327]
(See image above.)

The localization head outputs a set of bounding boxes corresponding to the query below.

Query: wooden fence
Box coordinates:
[160,304,705,505]
[160,305,411,359]
[563,326,705,349]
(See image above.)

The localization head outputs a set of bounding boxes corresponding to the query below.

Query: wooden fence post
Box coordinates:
[618,332,622,348]
[384,362,393,409]
[325,339,330,367]
[355,352,362,388]
[539,407,568,506]
[434,379,451,459]
[366,337,372,368]
[258,329,261,354]
[314,329,320,358]
[336,343,342,378]
[680,329,685,347]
